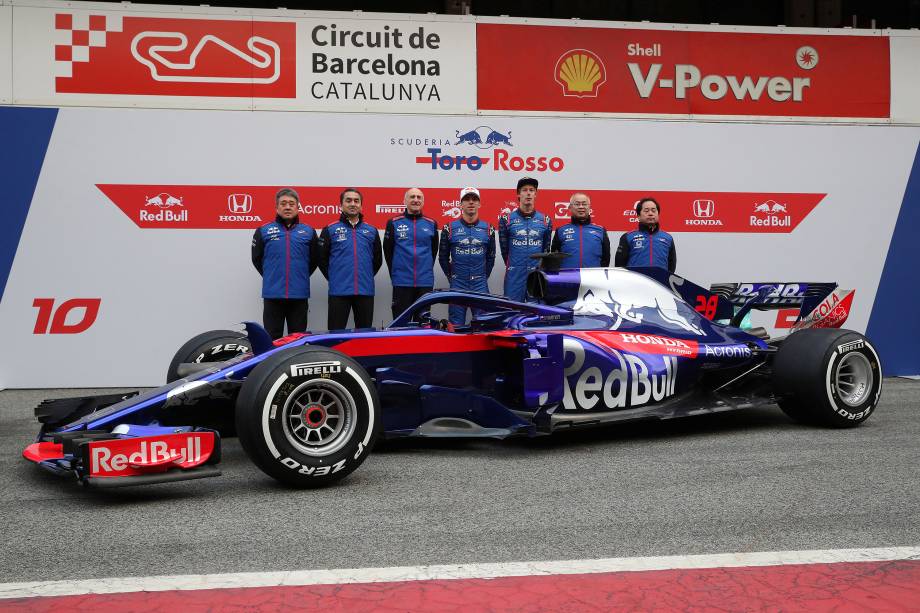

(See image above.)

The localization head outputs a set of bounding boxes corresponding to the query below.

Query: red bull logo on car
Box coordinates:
[561,337,678,410]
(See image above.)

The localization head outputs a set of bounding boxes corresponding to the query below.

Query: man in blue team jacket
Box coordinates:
[551,193,610,269]
[319,188,383,330]
[498,177,552,301]
[615,197,677,272]
[251,188,319,339]
[383,188,438,318]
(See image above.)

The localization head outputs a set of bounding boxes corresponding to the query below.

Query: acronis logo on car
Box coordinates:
[413,126,565,172]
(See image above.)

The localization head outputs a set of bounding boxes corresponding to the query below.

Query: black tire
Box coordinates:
[166,329,251,383]
[235,347,380,487]
[773,329,882,428]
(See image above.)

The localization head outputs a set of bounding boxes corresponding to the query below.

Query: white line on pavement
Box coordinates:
[1,546,918,600]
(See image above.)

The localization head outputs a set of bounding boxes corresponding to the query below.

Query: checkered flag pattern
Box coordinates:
[54,14,123,78]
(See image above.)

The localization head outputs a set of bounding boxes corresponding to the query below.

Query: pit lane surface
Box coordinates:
[1,380,918,585]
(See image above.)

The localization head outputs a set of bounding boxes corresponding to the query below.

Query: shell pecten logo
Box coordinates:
[554,49,607,97]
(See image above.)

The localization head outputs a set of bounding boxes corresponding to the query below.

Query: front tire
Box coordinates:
[235,347,380,487]
[773,329,882,428]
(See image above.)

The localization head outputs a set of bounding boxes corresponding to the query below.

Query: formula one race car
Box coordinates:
[23,265,882,488]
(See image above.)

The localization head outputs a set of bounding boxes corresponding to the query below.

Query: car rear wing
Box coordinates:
[709,282,855,330]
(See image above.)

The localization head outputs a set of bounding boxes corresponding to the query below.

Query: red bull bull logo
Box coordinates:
[574,269,705,336]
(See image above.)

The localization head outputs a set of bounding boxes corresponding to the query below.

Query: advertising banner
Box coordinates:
[97,184,825,234]
[0,107,917,386]
[477,23,890,120]
[11,4,476,113]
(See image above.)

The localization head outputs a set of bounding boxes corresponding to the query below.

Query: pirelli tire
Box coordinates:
[166,329,251,383]
[235,347,380,487]
[773,329,882,428]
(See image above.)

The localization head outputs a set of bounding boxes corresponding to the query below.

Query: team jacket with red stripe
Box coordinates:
[383,211,439,287]
[251,217,318,299]
[614,223,676,272]
[551,217,610,268]
[319,214,382,296]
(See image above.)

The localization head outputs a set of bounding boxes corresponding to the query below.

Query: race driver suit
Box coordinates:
[438,217,495,325]
[614,222,676,272]
[498,209,552,301]
[550,216,610,269]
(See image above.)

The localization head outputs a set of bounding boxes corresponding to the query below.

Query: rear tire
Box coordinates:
[166,329,251,383]
[773,329,882,428]
[235,347,380,487]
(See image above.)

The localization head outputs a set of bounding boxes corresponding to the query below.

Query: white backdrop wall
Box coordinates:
[2,1,919,386]
[0,107,917,386]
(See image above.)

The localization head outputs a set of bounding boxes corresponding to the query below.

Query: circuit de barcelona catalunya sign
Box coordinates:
[19,9,476,113]
[97,184,825,232]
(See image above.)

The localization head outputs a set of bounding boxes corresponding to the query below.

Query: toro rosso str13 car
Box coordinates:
[23,265,882,488]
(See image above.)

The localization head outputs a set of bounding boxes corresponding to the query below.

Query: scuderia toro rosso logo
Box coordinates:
[560,337,678,411]
[393,127,566,173]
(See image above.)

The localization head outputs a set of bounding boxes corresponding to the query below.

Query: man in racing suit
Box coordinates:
[251,188,319,339]
[551,192,610,268]
[438,187,496,325]
[615,197,676,272]
[383,188,439,318]
[319,188,383,330]
[499,177,552,301]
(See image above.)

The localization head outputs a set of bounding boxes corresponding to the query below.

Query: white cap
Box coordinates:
[460,187,481,200]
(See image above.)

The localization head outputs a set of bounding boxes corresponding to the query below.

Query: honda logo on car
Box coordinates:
[87,433,214,477]
[561,337,677,411]
[615,333,697,357]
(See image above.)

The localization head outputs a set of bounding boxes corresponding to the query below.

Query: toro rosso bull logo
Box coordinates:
[561,337,678,411]
[574,269,705,335]
[453,126,513,149]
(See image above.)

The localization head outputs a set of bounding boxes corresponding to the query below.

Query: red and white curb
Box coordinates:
[1,546,918,610]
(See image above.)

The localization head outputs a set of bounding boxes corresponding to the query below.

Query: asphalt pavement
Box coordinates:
[1,379,918,583]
